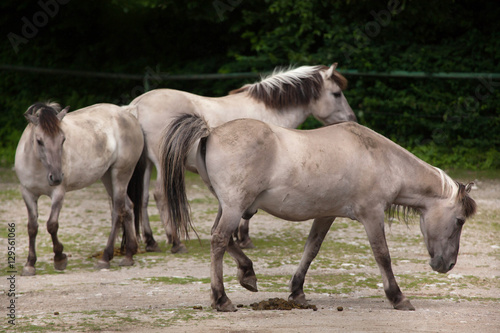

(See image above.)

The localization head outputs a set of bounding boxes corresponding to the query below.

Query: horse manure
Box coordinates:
[193,306,202,310]
[337,306,343,311]
[250,298,317,311]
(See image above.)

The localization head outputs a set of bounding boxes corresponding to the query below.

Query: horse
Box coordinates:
[160,114,477,312]
[130,63,357,253]
[14,102,147,276]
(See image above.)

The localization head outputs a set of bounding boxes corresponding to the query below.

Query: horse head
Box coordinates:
[25,103,70,186]
[419,182,476,273]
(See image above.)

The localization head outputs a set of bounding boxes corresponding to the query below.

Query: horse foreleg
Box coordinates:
[227,236,257,292]
[154,179,187,253]
[142,162,161,252]
[235,218,254,249]
[46,190,67,271]
[289,217,335,304]
[21,188,39,276]
[361,214,415,311]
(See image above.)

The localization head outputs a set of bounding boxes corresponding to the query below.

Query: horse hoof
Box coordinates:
[238,239,255,249]
[146,242,162,253]
[288,293,307,305]
[240,276,258,292]
[394,298,415,311]
[95,260,111,270]
[54,254,68,271]
[119,257,135,266]
[214,300,237,312]
[171,244,188,254]
[22,266,36,276]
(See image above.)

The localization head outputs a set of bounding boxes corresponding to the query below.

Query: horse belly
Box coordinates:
[255,186,346,221]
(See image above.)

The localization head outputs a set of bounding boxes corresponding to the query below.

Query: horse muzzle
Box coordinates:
[429,255,455,273]
[48,172,64,186]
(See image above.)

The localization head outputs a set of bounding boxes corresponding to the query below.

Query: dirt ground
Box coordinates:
[1,170,499,332]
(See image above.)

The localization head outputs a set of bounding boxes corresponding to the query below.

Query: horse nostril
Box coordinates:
[449,263,455,271]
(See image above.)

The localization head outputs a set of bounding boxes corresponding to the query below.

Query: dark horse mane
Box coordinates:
[229,65,348,110]
[388,181,477,225]
[25,102,63,137]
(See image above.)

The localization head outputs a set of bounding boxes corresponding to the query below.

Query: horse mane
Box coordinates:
[387,169,477,224]
[387,205,420,225]
[27,102,63,137]
[229,65,348,109]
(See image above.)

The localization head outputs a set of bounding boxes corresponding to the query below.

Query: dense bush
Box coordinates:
[0,0,498,169]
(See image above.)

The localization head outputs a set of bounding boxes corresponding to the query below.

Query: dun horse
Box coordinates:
[15,102,147,276]
[161,114,476,312]
[130,63,356,253]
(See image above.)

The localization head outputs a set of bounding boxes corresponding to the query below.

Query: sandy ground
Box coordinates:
[0,171,499,332]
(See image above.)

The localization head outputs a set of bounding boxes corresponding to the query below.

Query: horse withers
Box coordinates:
[160,114,476,312]
[15,102,147,276]
[130,63,356,253]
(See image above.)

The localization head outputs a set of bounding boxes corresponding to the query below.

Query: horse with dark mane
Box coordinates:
[160,114,476,312]
[15,102,147,275]
[130,63,356,253]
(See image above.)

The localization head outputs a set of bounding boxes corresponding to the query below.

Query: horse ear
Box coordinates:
[24,105,39,125]
[326,63,338,78]
[24,112,39,125]
[465,182,474,193]
[57,106,70,120]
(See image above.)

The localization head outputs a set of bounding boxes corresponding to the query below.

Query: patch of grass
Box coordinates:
[0,187,21,201]
[134,276,211,285]
[446,169,500,181]
[0,167,18,183]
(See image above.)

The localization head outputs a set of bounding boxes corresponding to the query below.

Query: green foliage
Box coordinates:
[0,0,498,170]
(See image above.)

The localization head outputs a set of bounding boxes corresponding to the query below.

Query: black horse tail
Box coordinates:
[160,113,210,241]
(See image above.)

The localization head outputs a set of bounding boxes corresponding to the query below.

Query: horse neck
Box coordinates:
[219,92,311,129]
[393,155,456,210]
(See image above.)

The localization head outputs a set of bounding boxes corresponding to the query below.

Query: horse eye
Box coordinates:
[36,139,44,146]
[456,218,465,226]
[332,92,342,98]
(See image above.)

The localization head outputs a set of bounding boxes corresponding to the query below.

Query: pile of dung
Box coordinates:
[250,298,317,311]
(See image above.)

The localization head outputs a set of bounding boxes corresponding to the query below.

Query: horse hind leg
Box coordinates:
[118,195,138,267]
[154,178,187,253]
[21,188,39,276]
[227,236,258,292]
[289,217,335,304]
[142,162,160,252]
[235,218,255,249]
[211,209,243,312]
[97,174,138,269]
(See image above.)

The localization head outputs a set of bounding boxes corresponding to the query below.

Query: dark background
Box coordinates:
[1,0,499,169]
